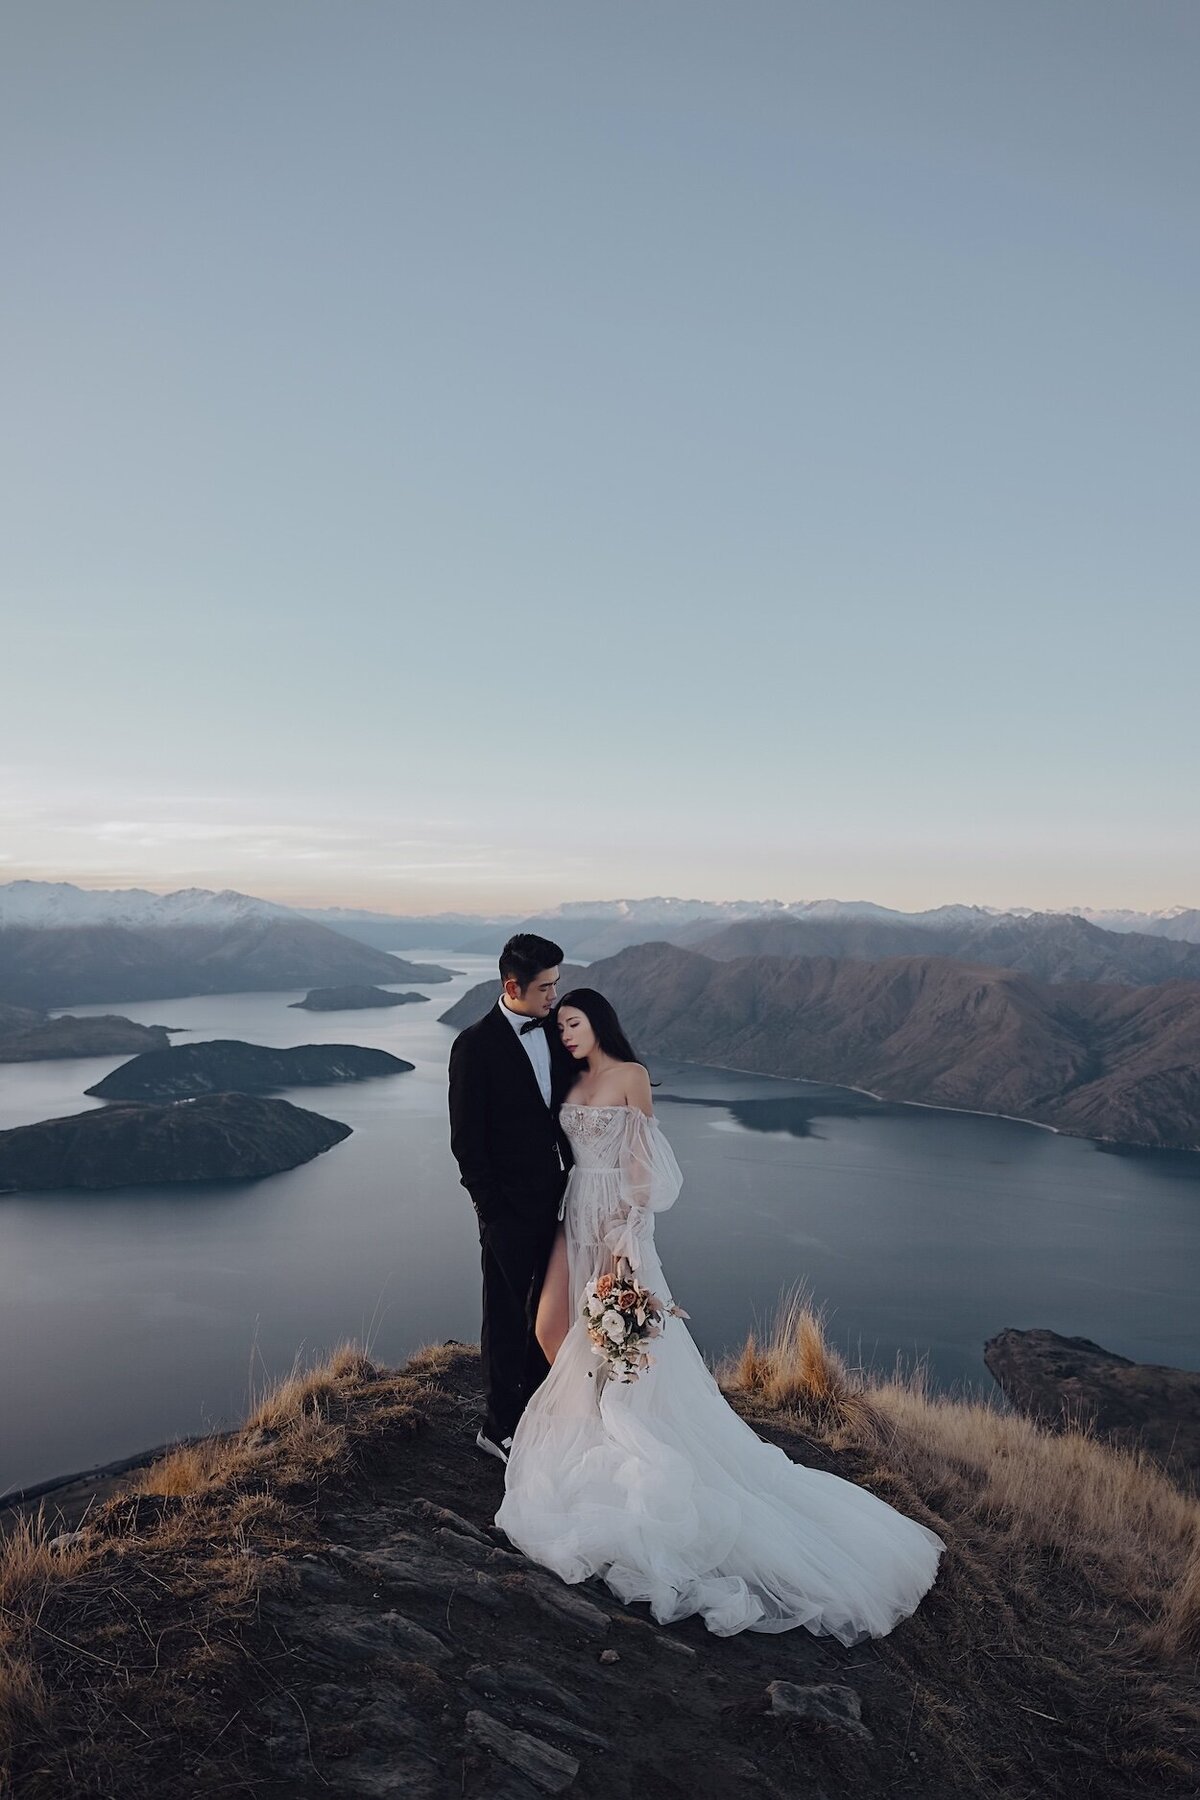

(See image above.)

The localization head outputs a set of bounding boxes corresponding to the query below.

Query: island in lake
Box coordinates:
[0,1093,351,1191]
[0,1003,180,1062]
[84,1039,415,1101]
[289,985,430,1011]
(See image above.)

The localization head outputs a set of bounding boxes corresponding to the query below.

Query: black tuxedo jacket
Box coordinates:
[448,1003,574,1223]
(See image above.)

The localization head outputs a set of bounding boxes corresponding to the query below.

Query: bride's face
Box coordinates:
[557,1007,595,1061]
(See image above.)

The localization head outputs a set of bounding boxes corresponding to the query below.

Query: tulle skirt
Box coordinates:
[494,1235,946,1642]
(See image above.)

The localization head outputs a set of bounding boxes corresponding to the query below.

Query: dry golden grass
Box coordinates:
[726,1283,884,1432]
[402,1337,478,1380]
[720,1284,1200,1662]
[128,1336,381,1498]
[0,1504,94,1610]
[0,1638,49,1752]
[0,1507,93,1771]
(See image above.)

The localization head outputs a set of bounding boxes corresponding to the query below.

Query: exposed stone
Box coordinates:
[293,1556,348,1597]
[766,1679,873,1741]
[407,1498,496,1545]
[464,1710,580,1794]
[507,1569,612,1636]
[611,1613,698,1658]
[464,1663,609,1748]
[47,1529,89,1551]
[328,1540,509,1613]
[599,1648,620,1664]
[465,1661,598,1726]
[434,1525,527,1569]
[287,1602,452,1665]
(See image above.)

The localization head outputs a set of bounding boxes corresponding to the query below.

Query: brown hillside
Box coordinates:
[581,943,1200,1149]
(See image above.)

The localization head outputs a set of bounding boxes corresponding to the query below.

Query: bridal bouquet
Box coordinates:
[581,1260,688,1384]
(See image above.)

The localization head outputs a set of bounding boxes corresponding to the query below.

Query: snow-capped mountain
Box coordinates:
[776,899,1009,929]
[535,896,1009,930]
[0,881,291,929]
[540,898,778,924]
[6,882,1195,947]
[1070,906,1200,942]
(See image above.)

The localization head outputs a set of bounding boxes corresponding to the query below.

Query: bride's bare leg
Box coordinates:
[534,1225,570,1364]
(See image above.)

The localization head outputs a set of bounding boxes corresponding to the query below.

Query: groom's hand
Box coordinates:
[468,1184,498,1225]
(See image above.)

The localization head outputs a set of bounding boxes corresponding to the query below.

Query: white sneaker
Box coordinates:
[475,1428,513,1464]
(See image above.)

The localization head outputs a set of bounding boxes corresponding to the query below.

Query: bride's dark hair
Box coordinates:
[554,988,658,1085]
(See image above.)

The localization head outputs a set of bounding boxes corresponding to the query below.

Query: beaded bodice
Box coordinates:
[558,1103,632,1171]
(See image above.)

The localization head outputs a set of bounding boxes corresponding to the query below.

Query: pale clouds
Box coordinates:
[0,765,592,908]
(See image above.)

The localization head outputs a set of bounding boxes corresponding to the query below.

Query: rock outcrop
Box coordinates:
[984,1328,1200,1491]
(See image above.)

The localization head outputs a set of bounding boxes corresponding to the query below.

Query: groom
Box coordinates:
[448,933,573,1464]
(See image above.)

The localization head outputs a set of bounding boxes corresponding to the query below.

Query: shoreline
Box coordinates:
[665,1056,1200,1155]
[666,1054,1064,1132]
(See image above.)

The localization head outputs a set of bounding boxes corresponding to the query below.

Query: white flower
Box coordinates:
[602,1309,626,1342]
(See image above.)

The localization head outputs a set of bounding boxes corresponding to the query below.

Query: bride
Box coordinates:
[493,988,946,1641]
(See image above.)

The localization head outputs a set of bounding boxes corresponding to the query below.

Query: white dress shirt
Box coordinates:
[498,996,552,1107]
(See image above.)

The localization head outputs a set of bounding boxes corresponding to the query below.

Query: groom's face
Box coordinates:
[505,965,560,1018]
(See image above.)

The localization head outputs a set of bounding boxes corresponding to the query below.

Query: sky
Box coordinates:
[2,2,1197,917]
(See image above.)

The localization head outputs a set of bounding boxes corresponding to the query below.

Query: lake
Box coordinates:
[3,950,1199,1498]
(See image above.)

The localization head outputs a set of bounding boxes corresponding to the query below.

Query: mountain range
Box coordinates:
[5,881,1197,954]
[686,910,1200,987]
[0,904,453,1011]
[451,899,1200,961]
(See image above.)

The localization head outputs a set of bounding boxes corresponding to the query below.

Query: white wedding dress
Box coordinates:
[494,1104,945,1641]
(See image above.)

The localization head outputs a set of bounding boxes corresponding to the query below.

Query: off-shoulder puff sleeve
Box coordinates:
[600,1109,683,1272]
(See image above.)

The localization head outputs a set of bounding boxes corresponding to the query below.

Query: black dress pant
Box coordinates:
[477,1204,560,1443]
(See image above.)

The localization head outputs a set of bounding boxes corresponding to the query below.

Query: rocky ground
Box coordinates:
[3,1342,1198,1800]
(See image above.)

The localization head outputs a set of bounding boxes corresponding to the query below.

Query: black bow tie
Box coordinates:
[519,1018,543,1035]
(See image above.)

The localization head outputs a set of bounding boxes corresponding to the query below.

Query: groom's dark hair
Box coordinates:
[499,932,564,991]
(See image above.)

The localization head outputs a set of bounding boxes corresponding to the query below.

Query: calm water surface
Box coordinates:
[3,951,1199,1495]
